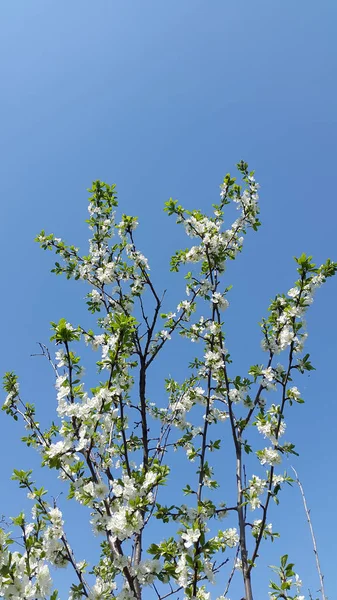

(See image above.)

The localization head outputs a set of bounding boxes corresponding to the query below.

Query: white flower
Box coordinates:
[261,366,274,381]
[116,590,137,600]
[228,388,243,403]
[176,553,189,587]
[89,577,117,599]
[97,262,115,284]
[288,287,300,298]
[203,559,215,584]
[105,506,143,540]
[248,475,266,509]
[36,564,52,596]
[258,447,281,466]
[144,470,157,488]
[55,350,67,367]
[252,519,272,536]
[257,418,286,443]
[279,326,295,350]
[160,329,171,340]
[208,321,219,335]
[3,383,19,408]
[249,496,261,510]
[186,246,202,262]
[222,528,239,547]
[55,374,69,393]
[90,289,102,303]
[95,482,109,498]
[311,273,325,287]
[47,439,72,458]
[212,292,229,310]
[48,507,63,527]
[92,334,105,350]
[177,300,191,312]
[294,573,303,591]
[205,350,222,367]
[220,182,228,199]
[181,528,200,548]
[24,522,34,536]
[273,474,285,486]
[135,558,161,584]
[288,386,301,399]
[261,367,277,390]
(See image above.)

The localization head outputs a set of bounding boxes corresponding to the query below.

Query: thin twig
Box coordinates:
[291,467,327,600]
[223,544,240,598]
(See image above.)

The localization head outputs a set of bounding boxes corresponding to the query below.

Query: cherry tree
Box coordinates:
[1,162,335,600]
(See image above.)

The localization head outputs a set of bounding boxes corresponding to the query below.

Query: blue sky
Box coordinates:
[0,1,337,598]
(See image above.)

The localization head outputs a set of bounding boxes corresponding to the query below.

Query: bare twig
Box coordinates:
[31,342,59,377]
[223,544,240,598]
[291,467,327,600]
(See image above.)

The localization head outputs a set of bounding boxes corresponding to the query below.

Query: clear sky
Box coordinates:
[0,1,337,598]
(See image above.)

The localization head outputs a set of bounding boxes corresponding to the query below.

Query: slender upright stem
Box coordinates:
[292,467,327,600]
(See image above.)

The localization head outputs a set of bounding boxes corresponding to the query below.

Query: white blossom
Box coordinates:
[258,447,282,466]
[181,528,201,548]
